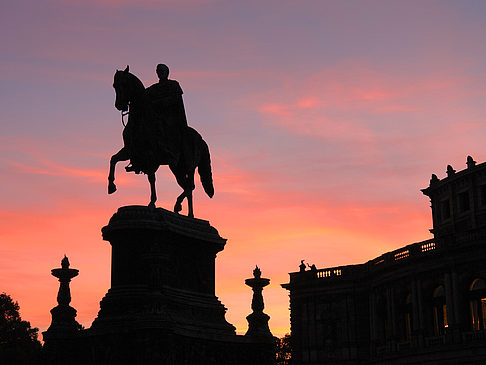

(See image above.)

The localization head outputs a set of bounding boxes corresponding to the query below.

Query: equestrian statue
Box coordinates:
[107,65,214,218]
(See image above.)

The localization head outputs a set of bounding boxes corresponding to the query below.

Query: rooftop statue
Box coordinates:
[107,65,214,218]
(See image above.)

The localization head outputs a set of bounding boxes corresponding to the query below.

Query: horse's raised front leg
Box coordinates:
[108,147,129,194]
[148,172,157,208]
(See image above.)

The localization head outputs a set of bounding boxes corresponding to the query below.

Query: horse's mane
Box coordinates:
[115,70,145,93]
[127,72,145,91]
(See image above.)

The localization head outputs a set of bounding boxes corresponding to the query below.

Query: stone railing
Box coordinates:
[462,330,486,342]
[291,238,437,282]
[424,335,446,347]
[369,238,436,269]
[316,267,343,278]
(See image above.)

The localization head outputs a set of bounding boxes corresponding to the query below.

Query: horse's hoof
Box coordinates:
[108,183,117,194]
[174,203,182,214]
[148,202,156,209]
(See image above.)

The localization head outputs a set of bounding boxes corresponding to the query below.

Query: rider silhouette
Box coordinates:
[146,64,188,165]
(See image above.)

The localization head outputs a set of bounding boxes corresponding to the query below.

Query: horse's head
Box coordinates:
[113,66,131,112]
[113,65,145,113]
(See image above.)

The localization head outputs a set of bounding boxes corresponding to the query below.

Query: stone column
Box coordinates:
[390,287,397,342]
[444,272,456,336]
[369,290,377,353]
[452,271,462,333]
[43,256,80,338]
[42,256,82,365]
[385,287,397,351]
[245,266,273,338]
[415,278,425,346]
[411,280,419,337]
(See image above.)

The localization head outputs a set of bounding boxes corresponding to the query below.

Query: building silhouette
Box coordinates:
[283,157,486,364]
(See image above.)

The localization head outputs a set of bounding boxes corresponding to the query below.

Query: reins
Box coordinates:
[121,110,129,127]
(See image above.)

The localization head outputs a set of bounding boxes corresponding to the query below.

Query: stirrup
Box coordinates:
[125,163,140,173]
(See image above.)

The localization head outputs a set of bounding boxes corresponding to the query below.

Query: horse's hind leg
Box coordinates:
[174,191,185,214]
[186,171,195,218]
[108,147,129,194]
[148,172,157,208]
[173,175,194,217]
[187,190,194,218]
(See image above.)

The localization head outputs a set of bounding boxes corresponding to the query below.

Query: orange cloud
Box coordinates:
[10,161,105,183]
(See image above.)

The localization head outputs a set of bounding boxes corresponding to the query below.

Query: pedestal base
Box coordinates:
[246,312,272,338]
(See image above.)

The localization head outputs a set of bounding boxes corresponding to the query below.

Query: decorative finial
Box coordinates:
[430,174,439,185]
[446,165,456,177]
[253,265,261,279]
[61,255,70,269]
[467,156,476,169]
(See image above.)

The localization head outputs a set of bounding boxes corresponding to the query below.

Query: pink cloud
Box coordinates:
[249,61,485,144]
[57,0,216,7]
[297,96,320,108]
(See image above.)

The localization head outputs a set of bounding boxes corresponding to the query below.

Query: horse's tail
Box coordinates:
[198,139,214,198]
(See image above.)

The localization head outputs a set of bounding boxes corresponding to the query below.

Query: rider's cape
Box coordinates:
[123,79,188,173]
[146,79,188,165]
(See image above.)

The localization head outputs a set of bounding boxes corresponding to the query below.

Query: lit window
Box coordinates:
[469,278,486,331]
[433,285,447,336]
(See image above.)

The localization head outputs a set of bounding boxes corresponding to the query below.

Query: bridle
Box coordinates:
[116,73,130,127]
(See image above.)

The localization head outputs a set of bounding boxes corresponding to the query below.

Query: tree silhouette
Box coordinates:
[0,293,41,365]
[276,333,291,365]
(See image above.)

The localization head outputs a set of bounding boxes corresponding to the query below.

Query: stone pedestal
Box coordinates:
[90,205,235,337]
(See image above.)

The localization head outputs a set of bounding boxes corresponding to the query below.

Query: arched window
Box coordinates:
[433,285,447,336]
[398,293,412,341]
[469,278,486,331]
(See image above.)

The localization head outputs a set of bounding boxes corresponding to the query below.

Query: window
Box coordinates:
[440,200,451,221]
[469,278,486,331]
[458,191,470,212]
[480,185,486,206]
[433,285,447,336]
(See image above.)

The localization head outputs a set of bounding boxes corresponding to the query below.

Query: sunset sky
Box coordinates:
[2,0,486,338]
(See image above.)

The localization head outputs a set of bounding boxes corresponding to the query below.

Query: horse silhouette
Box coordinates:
[108,66,214,218]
